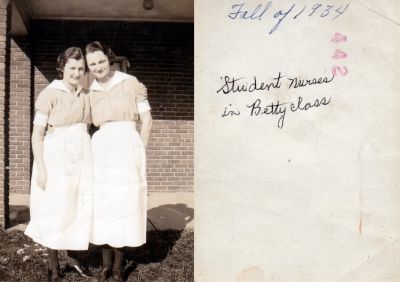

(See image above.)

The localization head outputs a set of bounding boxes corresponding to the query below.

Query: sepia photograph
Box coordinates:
[0,0,193,281]
[195,0,400,281]
[2,0,400,281]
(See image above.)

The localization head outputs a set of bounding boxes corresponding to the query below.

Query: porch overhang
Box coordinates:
[11,0,194,35]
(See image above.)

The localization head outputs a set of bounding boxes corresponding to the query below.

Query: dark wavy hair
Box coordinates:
[85,41,116,65]
[56,47,85,78]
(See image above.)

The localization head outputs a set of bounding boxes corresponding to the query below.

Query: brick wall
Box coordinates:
[0,1,11,227]
[9,36,31,194]
[32,20,194,120]
[18,20,194,193]
[147,120,194,192]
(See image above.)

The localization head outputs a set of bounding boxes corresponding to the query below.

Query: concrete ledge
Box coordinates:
[7,192,194,232]
[9,193,30,206]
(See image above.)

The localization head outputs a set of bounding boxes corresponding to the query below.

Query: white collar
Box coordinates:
[89,71,130,91]
[47,79,84,95]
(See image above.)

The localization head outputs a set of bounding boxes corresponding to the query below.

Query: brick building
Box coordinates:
[0,0,194,228]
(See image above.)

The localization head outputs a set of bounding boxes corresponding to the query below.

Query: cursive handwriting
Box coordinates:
[247,98,289,128]
[228,2,272,20]
[222,96,331,128]
[227,2,351,35]
[288,74,334,89]
[222,104,241,117]
[290,96,331,112]
[217,72,283,95]
[217,73,335,95]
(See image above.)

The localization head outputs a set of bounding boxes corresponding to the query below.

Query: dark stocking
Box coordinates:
[113,248,125,272]
[102,246,114,270]
[47,248,62,281]
[47,248,59,271]
[97,246,114,281]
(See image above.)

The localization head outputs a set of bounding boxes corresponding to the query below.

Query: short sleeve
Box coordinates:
[137,100,151,113]
[125,77,148,102]
[33,112,48,127]
[124,76,151,113]
[35,89,54,116]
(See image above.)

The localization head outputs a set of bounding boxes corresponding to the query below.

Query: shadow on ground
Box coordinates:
[8,205,30,229]
[147,203,194,231]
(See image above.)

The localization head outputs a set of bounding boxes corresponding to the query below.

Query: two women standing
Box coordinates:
[25,42,152,282]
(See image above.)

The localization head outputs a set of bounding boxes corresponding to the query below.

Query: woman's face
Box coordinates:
[63,58,85,89]
[86,50,111,81]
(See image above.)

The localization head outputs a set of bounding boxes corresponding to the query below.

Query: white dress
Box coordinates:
[90,121,147,247]
[25,81,93,250]
[89,71,150,248]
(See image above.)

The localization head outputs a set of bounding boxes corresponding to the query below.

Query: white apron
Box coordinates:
[25,123,93,250]
[90,121,147,248]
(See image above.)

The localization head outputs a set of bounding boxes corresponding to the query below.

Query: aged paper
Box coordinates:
[195,0,400,281]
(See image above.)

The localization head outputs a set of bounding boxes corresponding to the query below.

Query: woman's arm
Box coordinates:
[139,111,153,149]
[31,124,47,189]
[133,79,152,148]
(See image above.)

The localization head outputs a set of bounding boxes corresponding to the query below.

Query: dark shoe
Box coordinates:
[96,267,111,282]
[110,270,124,282]
[72,264,93,278]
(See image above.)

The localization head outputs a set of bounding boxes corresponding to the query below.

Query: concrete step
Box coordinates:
[7,192,194,232]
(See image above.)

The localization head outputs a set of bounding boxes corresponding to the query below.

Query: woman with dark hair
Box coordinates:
[25,47,93,281]
[85,41,152,281]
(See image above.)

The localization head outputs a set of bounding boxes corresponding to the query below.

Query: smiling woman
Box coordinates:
[56,50,86,92]
[24,47,93,281]
[1,0,194,279]
[85,41,153,282]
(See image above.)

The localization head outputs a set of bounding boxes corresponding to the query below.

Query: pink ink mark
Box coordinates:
[332,49,348,59]
[332,65,348,76]
[331,32,347,43]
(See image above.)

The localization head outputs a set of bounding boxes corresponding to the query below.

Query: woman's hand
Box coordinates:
[137,83,148,97]
[36,163,47,190]
[32,124,47,190]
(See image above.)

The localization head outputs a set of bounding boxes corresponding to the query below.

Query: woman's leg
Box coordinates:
[112,248,125,280]
[48,248,59,271]
[97,245,114,281]
[47,248,62,281]
[102,246,114,269]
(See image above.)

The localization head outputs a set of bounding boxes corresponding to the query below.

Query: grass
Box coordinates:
[0,229,193,282]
